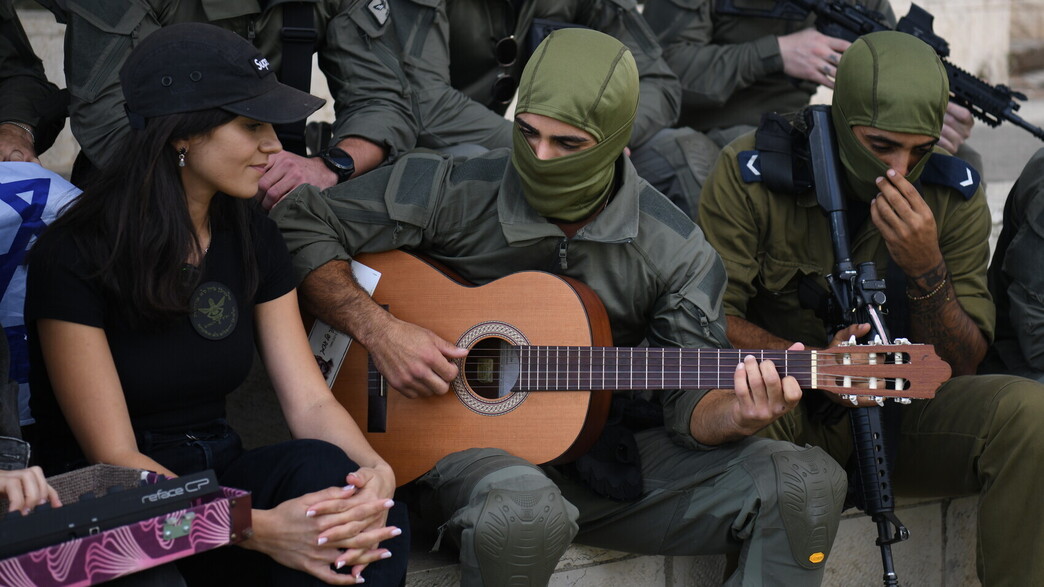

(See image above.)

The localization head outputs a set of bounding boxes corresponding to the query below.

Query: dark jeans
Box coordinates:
[138,421,409,587]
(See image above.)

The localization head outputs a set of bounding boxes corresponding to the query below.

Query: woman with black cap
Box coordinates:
[23,23,407,586]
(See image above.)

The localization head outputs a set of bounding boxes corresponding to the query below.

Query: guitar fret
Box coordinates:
[600,347,606,390]
[659,347,664,389]
[615,347,619,390]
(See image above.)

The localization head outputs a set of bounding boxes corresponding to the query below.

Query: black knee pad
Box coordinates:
[472,479,576,586]
[772,447,847,570]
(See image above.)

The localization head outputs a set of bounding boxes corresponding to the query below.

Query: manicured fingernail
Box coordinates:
[745,354,755,361]
[317,537,328,546]
[343,484,355,492]
[306,510,316,518]
[887,169,896,176]
[336,560,346,569]
[390,527,402,536]
[355,576,365,583]
[380,551,392,559]
[383,499,394,508]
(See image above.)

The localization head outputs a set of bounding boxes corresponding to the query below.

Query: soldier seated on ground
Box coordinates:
[273,28,848,587]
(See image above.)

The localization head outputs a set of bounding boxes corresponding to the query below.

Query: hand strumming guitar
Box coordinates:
[300,259,469,398]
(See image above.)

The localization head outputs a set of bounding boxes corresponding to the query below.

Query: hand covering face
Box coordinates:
[511,28,639,222]
[831,31,949,202]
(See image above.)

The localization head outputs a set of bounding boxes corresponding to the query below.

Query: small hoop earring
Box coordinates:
[178,147,187,168]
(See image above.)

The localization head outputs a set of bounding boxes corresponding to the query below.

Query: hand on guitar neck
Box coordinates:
[301,259,469,398]
[690,342,805,446]
[727,317,899,408]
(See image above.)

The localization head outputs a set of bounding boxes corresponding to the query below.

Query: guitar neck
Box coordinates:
[514,347,813,391]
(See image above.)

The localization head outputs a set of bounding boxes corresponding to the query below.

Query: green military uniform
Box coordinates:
[0,2,65,154]
[703,134,994,347]
[642,0,894,143]
[38,0,415,168]
[983,147,1044,382]
[391,0,676,150]
[389,0,719,218]
[698,32,1044,585]
[274,29,846,586]
[274,148,848,587]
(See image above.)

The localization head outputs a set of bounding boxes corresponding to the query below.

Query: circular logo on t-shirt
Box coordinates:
[190,282,237,340]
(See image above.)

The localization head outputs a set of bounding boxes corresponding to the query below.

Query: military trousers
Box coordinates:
[401,428,846,586]
[760,374,1044,586]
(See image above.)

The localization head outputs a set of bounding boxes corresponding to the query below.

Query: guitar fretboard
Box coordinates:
[514,347,816,391]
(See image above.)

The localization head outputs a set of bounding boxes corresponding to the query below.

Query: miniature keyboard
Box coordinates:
[0,469,220,558]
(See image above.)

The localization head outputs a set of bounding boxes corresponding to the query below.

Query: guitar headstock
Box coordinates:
[811,341,950,404]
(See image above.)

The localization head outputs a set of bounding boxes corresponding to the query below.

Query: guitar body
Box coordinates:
[332,250,614,484]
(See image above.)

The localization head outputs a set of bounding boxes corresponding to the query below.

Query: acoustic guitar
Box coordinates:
[329,250,950,484]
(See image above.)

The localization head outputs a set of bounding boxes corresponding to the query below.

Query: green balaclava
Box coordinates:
[831,31,949,202]
[510,28,639,222]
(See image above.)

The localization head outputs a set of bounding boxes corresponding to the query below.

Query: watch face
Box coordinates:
[322,147,355,181]
[325,148,354,170]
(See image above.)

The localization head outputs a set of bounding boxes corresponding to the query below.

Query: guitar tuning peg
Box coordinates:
[894,397,912,405]
[873,396,884,407]
[892,337,912,345]
[842,394,859,406]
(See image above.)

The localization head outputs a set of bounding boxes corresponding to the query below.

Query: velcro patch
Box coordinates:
[920,154,980,200]
[738,150,763,183]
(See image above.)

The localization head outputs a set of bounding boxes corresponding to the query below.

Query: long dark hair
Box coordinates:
[31,109,260,327]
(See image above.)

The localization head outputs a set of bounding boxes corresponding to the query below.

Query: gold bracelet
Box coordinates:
[0,121,35,146]
[907,274,948,301]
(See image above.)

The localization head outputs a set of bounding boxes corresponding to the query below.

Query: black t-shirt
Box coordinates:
[25,210,296,471]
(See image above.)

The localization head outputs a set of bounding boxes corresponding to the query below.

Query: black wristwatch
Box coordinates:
[319,147,355,183]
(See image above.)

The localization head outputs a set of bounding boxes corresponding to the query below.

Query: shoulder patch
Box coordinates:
[737,150,764,183]
[368,0,389,26]
[920,154,980,200]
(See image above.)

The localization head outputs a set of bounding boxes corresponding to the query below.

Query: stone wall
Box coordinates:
[1012,0,1044,38]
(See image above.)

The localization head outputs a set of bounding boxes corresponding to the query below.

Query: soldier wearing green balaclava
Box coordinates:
[510,28,639,222]
[831,31,949,203]
[274,25,852,587]
[699,30,1044,586]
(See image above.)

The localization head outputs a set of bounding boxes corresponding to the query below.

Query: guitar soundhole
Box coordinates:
[453,321,529,416]
[464,337,517,400]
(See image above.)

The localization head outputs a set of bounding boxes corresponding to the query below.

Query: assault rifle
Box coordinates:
[716,0,1044,141]
[804,105,912,587]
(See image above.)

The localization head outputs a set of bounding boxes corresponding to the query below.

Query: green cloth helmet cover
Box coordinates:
[830,31,949,202]
[510,28,638,222]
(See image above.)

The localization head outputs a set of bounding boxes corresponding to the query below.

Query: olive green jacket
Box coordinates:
[389,0,681,150]
[642,0,894,132]
[272,149,731,449]
[39,0,415,167]
[698,131,994,346]
[985,147,1044,381]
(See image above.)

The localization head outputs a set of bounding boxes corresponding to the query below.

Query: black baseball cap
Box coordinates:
[120,23,326,129]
